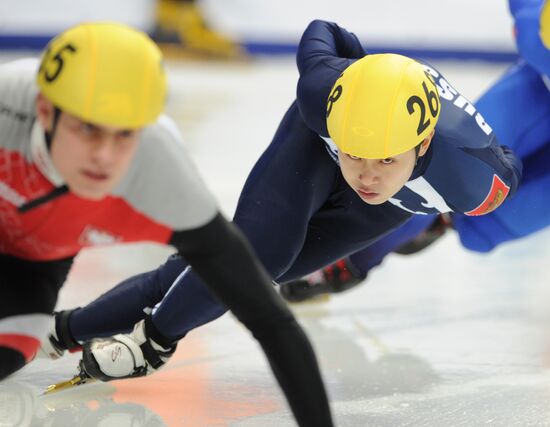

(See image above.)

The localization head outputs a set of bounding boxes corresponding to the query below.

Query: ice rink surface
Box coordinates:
[2,55,550,426]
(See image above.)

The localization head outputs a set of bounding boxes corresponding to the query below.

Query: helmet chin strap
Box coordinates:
[44,107,62,150]
[19,106,70,213]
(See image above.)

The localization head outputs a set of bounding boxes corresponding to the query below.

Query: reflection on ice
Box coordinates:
[0,380,166,427]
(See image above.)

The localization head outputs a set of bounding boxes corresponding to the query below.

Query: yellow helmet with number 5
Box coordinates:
[326,53,440,159]
[37,22,167,129]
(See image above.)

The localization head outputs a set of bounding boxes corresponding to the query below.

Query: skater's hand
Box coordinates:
[80,319,176,381]
[36,310,81,360]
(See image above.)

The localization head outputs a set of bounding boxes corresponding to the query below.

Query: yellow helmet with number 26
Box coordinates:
[326,54,440,159]
[37,22,167,129]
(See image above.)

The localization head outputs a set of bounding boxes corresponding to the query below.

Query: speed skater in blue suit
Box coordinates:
[279,0,550,302]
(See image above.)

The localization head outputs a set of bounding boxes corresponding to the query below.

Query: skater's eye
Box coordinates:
[380,158,394,165]
[115,129,136,141]
[81,122,101,138]
[347,154,361,160]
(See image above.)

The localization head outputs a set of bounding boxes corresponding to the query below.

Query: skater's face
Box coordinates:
[338,132,433,205]
[36,94,141,200]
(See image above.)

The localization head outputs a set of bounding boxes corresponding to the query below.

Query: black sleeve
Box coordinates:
[170,213,334,427]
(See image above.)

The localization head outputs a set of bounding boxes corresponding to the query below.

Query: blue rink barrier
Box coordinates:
[0,35,52,51]
[0,34,518,63]
[243,41,518,62]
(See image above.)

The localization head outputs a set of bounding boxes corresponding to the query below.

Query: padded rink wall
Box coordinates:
[0,0,516,61]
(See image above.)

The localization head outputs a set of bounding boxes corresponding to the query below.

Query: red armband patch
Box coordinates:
[465,174,510,216]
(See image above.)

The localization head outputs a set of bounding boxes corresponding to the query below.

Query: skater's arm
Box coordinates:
[170,213,334,427]
[296,19,366,136]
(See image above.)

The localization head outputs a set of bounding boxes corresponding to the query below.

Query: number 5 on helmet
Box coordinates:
[37,22,167,129]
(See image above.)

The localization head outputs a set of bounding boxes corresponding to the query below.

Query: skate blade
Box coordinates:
[43,373,94,395]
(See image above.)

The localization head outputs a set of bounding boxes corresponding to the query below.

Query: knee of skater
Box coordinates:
[0,330,42,380]
[0,347,28,380]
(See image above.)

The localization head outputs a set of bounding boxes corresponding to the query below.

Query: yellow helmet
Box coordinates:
[37,22,167,129]
[326,54,440,159]
[541,0,550,49]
